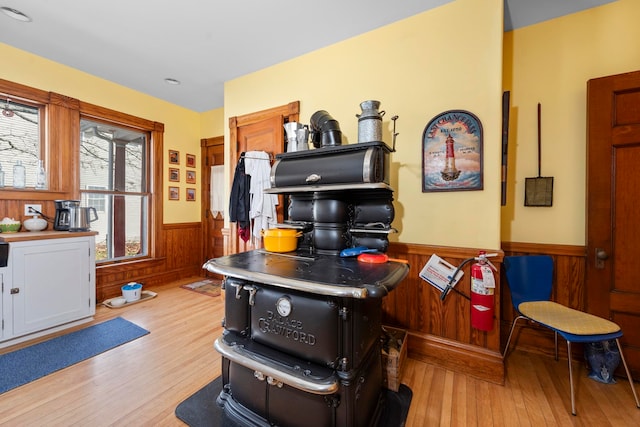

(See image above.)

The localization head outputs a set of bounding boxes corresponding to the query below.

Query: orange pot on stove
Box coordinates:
[261,228,302,253]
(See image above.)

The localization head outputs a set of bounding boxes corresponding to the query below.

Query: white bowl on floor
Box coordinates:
[110,297,127,307]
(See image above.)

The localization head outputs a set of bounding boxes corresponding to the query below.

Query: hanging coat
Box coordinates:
[243,150,278,241]
[229,154,250,241]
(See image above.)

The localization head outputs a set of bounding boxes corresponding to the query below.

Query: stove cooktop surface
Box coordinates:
[203,249,408,298]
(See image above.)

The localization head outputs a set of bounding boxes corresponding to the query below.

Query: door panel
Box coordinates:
[236,116,283,252]
[202,136,224,278]
[587,70,640,379]
[227,102,299,255]
[237,116,283,157]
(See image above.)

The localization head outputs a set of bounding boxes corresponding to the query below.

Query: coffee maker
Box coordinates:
[54,200,79,231]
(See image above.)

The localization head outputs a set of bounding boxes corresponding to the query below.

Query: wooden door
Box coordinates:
[226,102,299,255]
[201,136,224,279]
[587,70,640,379]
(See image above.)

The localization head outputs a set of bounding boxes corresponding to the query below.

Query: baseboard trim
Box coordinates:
[407,331,505,385]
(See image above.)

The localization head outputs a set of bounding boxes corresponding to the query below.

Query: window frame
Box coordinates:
[79,101,164,264]
[0,95,46,188]
[78,117,153,264]
[0,78,164,265]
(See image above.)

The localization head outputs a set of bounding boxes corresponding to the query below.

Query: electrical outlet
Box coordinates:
[24,204,42,216]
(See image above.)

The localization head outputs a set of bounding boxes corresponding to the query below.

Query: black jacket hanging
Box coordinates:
[229,153,251,240]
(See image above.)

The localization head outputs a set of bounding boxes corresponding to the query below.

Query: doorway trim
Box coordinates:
[225,101,300,255]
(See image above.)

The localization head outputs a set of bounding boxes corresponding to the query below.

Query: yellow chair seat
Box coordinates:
[518,301,620,335]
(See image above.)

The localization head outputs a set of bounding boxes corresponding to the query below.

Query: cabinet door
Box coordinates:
[11,239,92,337]
[0,271,4,341]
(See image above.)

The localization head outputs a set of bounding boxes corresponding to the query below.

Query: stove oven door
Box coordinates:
[223,279,383,371]
[222,277,250,336]
[250,285,341,368]
[218,334,383,427]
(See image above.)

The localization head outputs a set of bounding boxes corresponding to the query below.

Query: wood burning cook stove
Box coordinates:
[204,141,408,427]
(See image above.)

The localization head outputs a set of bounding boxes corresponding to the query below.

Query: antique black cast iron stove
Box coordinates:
[204,141,408,427]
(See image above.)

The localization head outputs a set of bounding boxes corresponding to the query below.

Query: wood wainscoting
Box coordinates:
[383,241,587,385]
[384,242,505,385]
[95,222,203,302]
[500,241,587,360]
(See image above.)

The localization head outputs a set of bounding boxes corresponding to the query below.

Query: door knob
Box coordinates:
[595,248,608,269]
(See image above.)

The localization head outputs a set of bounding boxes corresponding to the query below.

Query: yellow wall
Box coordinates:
[0,42,203,223]
[200,108,225,139]
[502,0,640,245]
[13,0,632,247]
[224,0,505,250]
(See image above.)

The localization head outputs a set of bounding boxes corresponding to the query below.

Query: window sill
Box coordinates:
[0,188,70,201]
[96,256,166,270]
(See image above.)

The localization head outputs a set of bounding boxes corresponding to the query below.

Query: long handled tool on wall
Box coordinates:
[524,103,554,206]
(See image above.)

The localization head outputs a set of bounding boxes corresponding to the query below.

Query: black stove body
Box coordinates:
[204,141,408,427]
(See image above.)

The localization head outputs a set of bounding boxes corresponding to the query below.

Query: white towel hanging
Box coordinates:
[243,150,278,241]
[210,165,224,218]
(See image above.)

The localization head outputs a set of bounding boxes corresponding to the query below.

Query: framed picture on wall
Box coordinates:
[169,150,180,165]
[169,168,180,182]
[186,188,196,201]
[168,186,180,200]
[186,170,196,184]
[422,110,483,192]
[186,153,196,168]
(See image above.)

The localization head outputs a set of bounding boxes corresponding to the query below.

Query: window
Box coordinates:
[0,97,44,187]
[1,79,163,268]
[80,118,150,262]
[87,185,107,212]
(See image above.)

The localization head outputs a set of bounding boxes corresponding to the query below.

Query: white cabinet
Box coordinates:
[0,270,5,342]
[0,232,96,347]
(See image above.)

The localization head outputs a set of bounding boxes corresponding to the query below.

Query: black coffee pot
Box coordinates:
[54,199,79,231]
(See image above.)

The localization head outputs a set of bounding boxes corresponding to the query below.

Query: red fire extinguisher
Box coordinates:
[470,251,497,331]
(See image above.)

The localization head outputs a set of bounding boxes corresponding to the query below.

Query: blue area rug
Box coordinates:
[0,316,149,394]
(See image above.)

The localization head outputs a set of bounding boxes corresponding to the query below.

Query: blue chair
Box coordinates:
[502,255,639,416]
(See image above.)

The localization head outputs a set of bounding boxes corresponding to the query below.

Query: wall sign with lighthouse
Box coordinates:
[422,110,483,192]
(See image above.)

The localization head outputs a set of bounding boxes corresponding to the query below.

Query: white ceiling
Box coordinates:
[0,0,616,112]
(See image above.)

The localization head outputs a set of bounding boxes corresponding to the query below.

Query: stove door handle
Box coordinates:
[243,285,257,306]
[215,336,339,395]
[267,376,284,388]
[305,173,321,183]
[229,281,244,300]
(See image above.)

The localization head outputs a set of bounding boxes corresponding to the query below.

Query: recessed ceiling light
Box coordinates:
[1,7,32,22]
[164,78,181,85]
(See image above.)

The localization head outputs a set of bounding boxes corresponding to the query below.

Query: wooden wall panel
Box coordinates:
[163,222,203,271]
[384,243,504,351]
[384,243,505,384]
[383,241,586,383]
[95,222,203,302]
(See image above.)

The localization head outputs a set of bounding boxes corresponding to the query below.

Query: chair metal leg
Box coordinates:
[503,315,526,358]
[615,338,640,408]
[567,341,576,415]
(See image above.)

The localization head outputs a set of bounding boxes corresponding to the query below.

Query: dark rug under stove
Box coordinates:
[175,377,412,427]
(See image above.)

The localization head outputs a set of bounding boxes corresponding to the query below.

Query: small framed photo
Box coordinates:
[186,153,196,168]
[186,170,196,184]
[168,186,180,200]
[169,168,180,182]
[186,188,196,201]
[169,150,180,165]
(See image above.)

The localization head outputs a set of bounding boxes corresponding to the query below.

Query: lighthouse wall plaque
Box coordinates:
[422,110,483,192]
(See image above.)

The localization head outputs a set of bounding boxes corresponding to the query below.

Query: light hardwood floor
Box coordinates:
[1,277,638,426]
